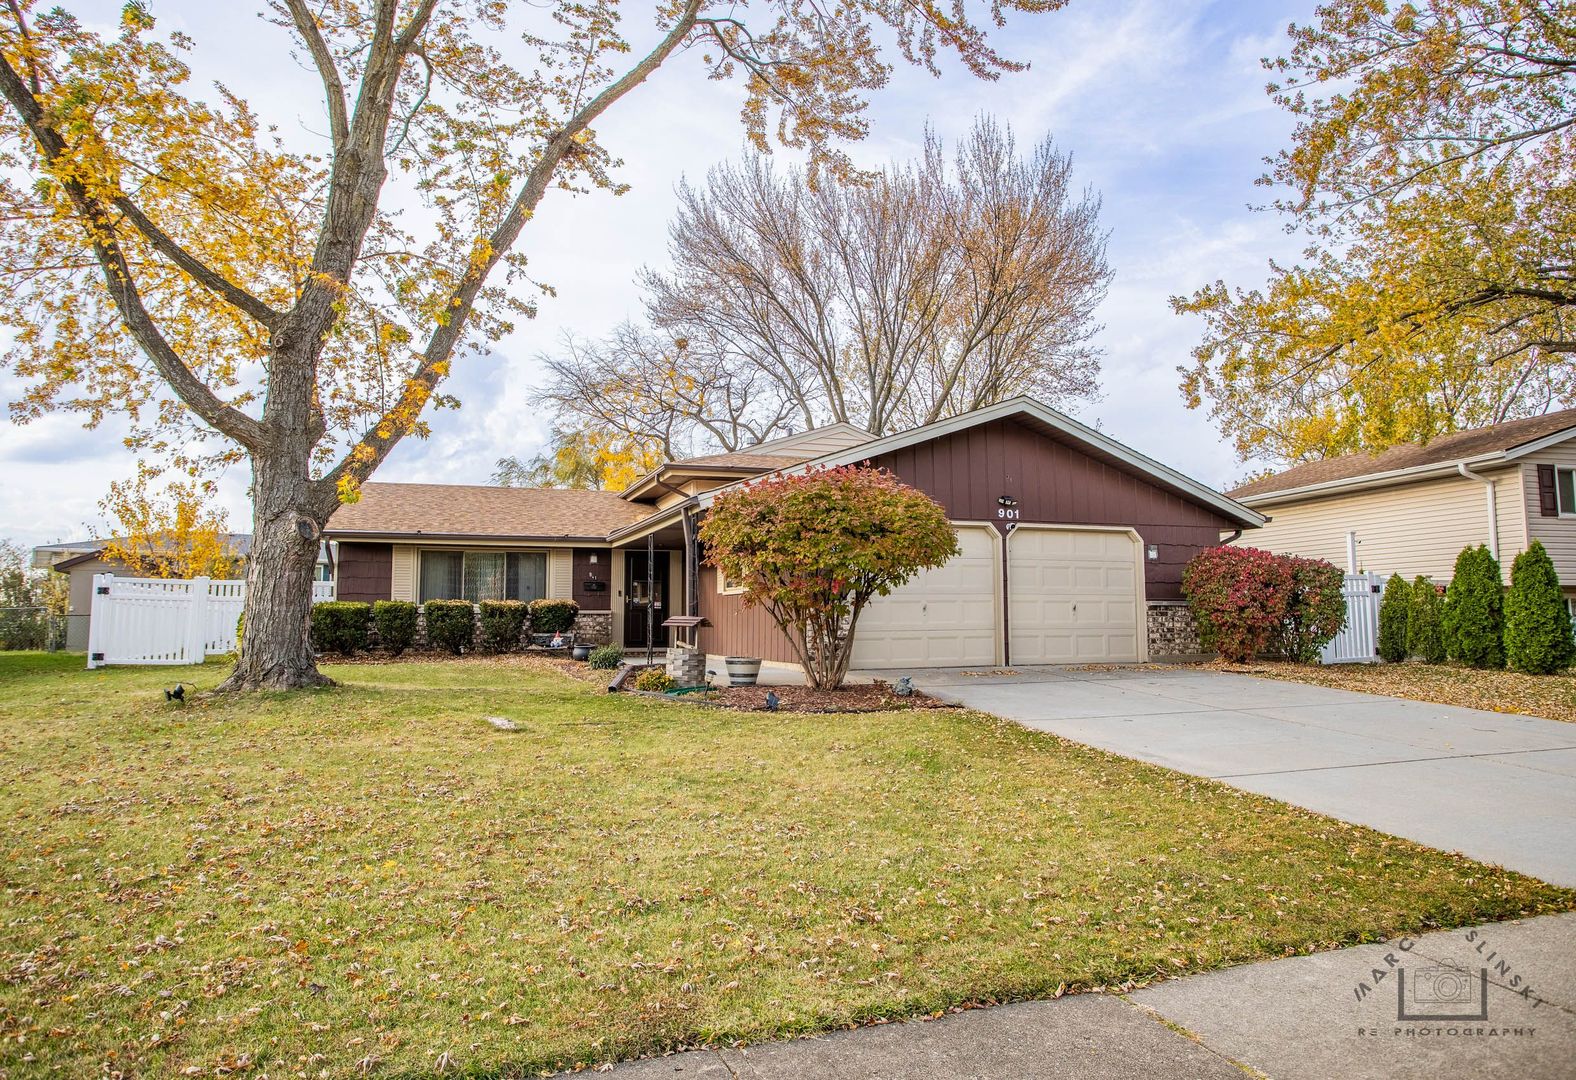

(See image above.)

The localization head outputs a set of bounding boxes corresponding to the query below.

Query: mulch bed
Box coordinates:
[699,681,954,713]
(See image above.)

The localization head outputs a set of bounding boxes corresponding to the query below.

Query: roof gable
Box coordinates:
[694,396,1264,528]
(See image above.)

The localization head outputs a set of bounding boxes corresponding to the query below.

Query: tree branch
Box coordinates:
[0,51,267,448]
[284,0,350,150]
[109,196,283,328]
[314,0,705,512]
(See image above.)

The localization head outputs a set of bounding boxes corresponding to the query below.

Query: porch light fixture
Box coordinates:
[997,495,1018,508]
[589,553,598,563]
[1147,544,1160,561]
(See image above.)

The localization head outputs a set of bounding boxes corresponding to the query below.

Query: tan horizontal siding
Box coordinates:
[1522,448,1576,586]
[391,545,416,602]
[1243,468,1521,583]
[548,548,573,599]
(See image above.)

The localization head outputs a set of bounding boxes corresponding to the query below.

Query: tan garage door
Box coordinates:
[851,525,999,669]
[1008,527,1142,664]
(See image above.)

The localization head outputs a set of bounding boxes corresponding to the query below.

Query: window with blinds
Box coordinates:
[419,550,547,603]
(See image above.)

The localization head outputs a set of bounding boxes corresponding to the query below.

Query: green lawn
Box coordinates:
[1,653,1570,1077]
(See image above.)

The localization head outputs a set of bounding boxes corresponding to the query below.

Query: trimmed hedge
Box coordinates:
[480,599,530,652]
[588,643,624,669]
[1377,572,1411,662]
[1444,544,1504,668]
[1182,546,1345,663]
[311,601,370,654]
[528,597,579,635]
[1407,577,1447,664]
[424,599,475,655]
[1505,539,1575,674]
[372,600,418,656]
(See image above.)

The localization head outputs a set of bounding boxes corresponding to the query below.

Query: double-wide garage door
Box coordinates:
[851,523,1142,669]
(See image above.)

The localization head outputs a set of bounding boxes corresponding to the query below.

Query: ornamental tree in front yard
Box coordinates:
[1445,545,1505,669]
[1504,540,1574,675]
[699,466,959,689]
[1407,577,1447,665]
[1377,572,1411,663]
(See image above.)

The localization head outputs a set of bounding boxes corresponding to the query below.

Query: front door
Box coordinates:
[624,551,670,649]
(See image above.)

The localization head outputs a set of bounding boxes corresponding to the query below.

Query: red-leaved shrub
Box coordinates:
[1182,546,1346,663]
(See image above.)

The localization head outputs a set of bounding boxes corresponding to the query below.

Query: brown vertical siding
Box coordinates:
[572,548,614,611]
[336,542,393,602]
[696,566,797,663]
[867,417,1236,600]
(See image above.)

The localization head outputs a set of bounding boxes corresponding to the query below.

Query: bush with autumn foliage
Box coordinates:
[699,465,959,689]
[1182,546,1346,663]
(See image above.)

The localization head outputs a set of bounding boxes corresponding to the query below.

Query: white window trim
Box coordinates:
[1557,466,1576,518]
[716,568,745,596]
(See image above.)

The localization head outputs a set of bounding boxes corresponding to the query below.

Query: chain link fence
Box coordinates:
[0,606,76,651]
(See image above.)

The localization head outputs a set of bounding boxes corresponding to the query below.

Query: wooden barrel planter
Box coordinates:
[724,656,762,686]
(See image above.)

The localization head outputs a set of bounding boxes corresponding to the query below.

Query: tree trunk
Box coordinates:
[216,444,332,692]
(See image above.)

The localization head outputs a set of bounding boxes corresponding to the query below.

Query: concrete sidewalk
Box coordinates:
[587,914,1576,1079]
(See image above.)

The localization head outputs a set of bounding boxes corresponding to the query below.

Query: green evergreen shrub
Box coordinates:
[1504,540,1575,674]
[1444,544,1505,668]
[424,599,475,654]
[1407,577,1447,664]
[479,599,529,652]
[1377,573,1411,662]
[372,600,418,656]
[310,601,370,654]
[528,598,579,635]
[588,643,624,669]
[633,667,674,692]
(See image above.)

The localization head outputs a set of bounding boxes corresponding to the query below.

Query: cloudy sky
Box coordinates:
[0,0,1311,548]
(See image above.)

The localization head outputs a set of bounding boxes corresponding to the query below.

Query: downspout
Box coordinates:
[1457,462,1499,563]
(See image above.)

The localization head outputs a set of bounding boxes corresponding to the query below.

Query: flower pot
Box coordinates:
[725,656,763,686]
[570,644,592,662]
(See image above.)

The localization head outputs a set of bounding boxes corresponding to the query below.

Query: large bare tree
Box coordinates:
[541,116,1110,451]
[0,0,1067,689]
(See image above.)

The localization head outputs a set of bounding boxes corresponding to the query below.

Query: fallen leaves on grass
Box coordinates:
[1208,659,1576,723]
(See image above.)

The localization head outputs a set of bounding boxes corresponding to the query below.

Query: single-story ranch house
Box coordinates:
[1230,410,1576,599]
[325,397,1265,667]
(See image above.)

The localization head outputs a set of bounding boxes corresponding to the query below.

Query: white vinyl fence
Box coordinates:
[87,574,335,668]
[1320,571,1384,664]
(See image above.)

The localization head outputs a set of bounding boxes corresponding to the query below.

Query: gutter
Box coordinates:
[1456,462,1500,562]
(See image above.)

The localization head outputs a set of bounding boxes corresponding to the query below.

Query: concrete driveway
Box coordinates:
[903,665,1576,887]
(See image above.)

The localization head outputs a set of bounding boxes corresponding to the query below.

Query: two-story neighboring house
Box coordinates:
[1229,410,1576,598]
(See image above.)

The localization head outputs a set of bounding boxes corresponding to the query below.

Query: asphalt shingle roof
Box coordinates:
[1229,410,1576,500]
[666,451,810,469]
[325,483,656,540]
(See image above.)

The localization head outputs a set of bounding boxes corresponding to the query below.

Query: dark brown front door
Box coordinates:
[624,551,670,649]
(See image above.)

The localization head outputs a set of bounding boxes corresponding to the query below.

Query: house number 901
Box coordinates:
[996,507,1020,520]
